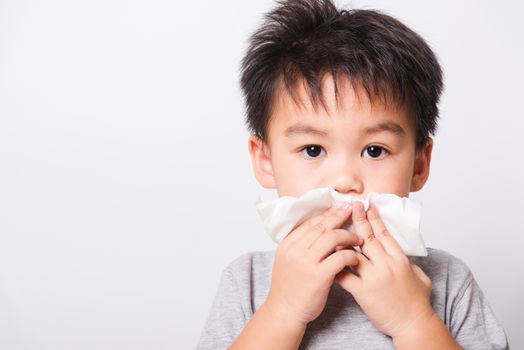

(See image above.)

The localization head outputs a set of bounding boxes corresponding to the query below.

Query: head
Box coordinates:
[241,0,443,198]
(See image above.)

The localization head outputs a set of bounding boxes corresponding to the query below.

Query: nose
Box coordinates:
[330,160,364,195]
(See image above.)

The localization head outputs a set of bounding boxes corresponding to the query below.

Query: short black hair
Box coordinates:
[240,0,443,149]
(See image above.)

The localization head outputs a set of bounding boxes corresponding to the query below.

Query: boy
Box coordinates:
[197,0,509,348]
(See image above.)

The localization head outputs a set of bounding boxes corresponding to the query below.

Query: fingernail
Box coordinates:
[341,203,352,212]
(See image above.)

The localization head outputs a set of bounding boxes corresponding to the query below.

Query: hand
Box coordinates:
[264,203,362,327]
[334,202,435,338]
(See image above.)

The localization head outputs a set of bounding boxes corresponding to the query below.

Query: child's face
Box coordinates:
[248,75,432,198]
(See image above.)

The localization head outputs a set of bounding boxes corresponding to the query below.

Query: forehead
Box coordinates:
[267,74,414,142]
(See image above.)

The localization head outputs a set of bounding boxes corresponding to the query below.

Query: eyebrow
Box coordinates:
[284,121,406,138]
[361,121,406,137]
[284,123,328,137]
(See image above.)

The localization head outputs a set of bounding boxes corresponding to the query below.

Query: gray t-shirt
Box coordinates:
[196,248,509,349]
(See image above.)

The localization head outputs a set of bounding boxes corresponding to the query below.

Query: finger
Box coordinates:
[352,201,387,263]
[320,248,359,278]
[366,203,404,259]
[308,229,363,262]
[348,250,372,275]
[282,205,340,246]
[322,203,353,230]
[297,203,353,250]
[333,253,371,293]
[334,269,361,295]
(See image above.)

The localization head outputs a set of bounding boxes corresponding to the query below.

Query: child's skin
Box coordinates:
[229,75,462,349]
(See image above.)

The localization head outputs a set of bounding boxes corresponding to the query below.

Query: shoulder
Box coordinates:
[415,250,510,348]
[413,247,469,268]
[411,247,473,283]
[220,250,276,311]
[224,250,275,282]
[196,251,276,349]
[226,249,276,270]
[411,248,475,306]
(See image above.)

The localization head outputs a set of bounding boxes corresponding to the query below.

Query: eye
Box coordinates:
[362,145,388,159]
[300,145,326,159]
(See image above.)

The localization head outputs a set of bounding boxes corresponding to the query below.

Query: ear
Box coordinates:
[410,138,433,192]
[248,134,276,189]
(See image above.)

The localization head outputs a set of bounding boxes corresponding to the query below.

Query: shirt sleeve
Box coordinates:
[195,265,248,350]
[449,275,510,350]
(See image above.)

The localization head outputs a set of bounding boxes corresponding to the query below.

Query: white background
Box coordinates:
[0,0,523,349]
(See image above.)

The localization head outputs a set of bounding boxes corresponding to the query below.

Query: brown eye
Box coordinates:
[301,145,325,158]
[362,145,388,159]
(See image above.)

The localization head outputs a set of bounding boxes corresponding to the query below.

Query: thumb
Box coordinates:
[334,270,360,294]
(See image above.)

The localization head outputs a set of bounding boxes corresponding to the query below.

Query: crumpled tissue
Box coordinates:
[255,187,427,256]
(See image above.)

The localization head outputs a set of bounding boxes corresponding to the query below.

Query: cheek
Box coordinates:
[275,168,316,197]
[363,160,414,196]
[272,155,321,197]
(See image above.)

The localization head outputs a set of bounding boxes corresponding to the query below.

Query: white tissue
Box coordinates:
[255,187,427,256]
